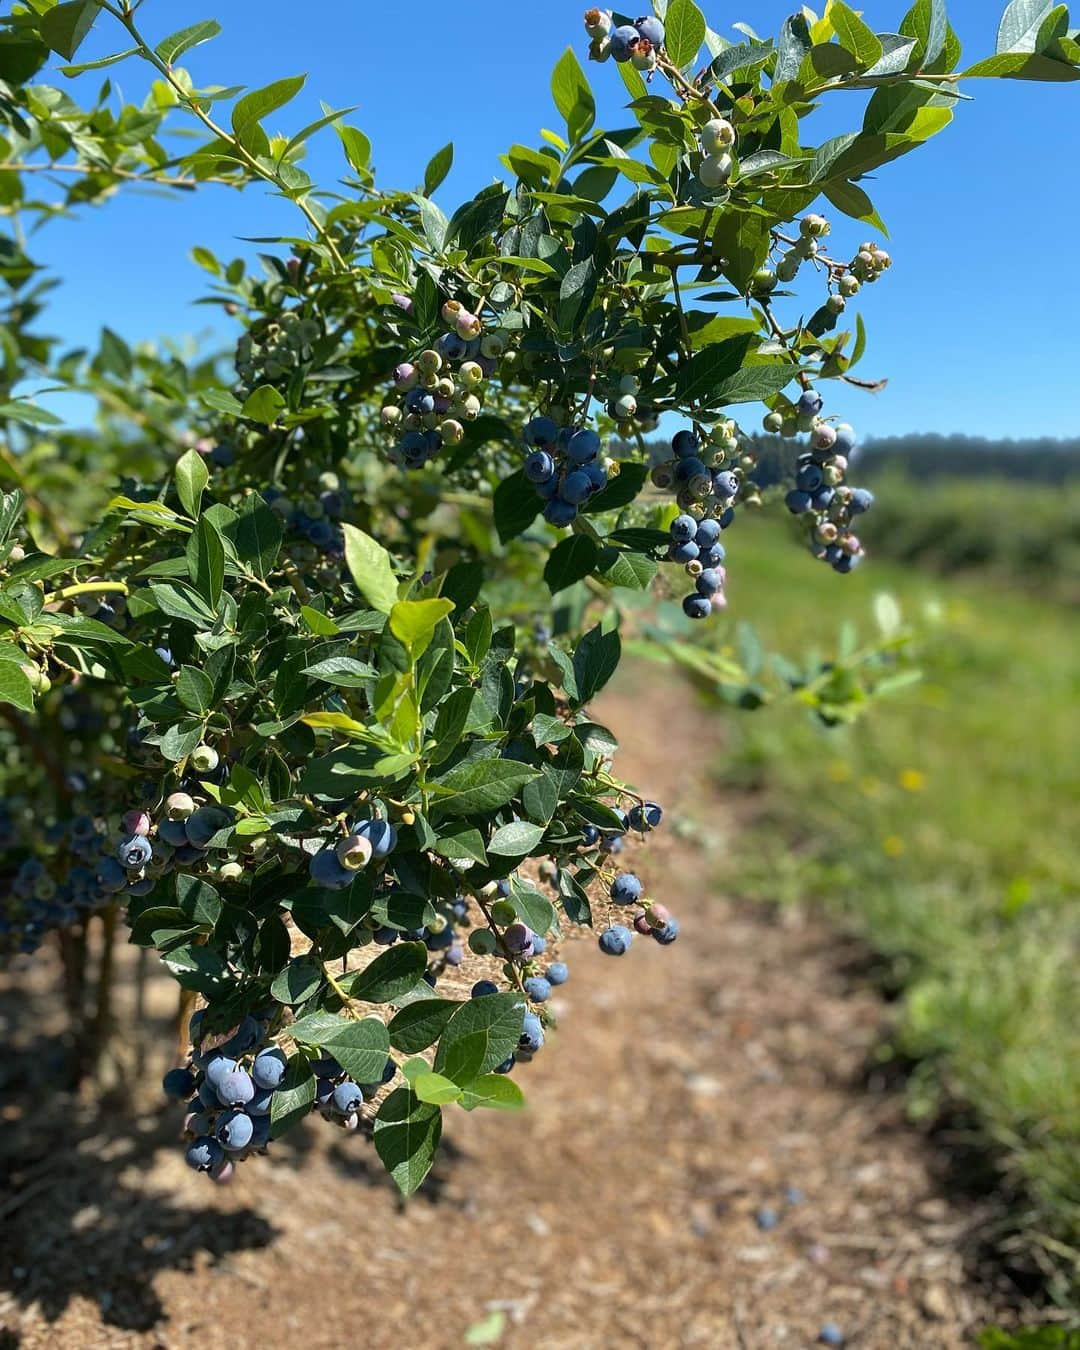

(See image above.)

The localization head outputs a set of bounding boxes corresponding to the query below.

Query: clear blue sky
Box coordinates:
[20,0,1080,440]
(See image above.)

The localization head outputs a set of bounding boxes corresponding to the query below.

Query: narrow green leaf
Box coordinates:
[174,447,208,518]
[342,523,399,614]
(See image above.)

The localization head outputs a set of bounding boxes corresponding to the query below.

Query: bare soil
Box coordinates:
[1,670,1022,1349]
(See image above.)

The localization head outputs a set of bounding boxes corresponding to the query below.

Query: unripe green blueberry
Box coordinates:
[166,792,195,821]
[480,332,508,358]
[832,453,849,472]
[218,860,244,883]
[685,559,703,578]
[439,418,465,446]
[584,7,613,39]
[856,249,875,271]
[823,464,843,486]
[798,237,820,258]
[490,898,516,926]
[698,151,733,188]
[614,393,637,420]
[9,542,25,563]
[416,349,442,374]
[468,928,498,955]
[763,412,785,434]
[191,744,219,774]
[441,299,463,327]
[816,521,839,544]
[588,35,612,61]
[701,117,736,153]
[800,213,829,238]
[776,255,800,283]
[751,267,778,295]
[839,273,861,298]
[459,361,484,387]
[336,834,373,871]
[457,393,482,421]
[631,41,658,71]
[435,376,456,398]
[873,249,892,271]
[317,472,339,492]
[826,294,846,315]
[651,463,675,490]
[781,418,798,438]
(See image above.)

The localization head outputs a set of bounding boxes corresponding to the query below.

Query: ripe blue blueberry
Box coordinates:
[204,1054,238,1088]
[523,975,552,1002]
[520,1011,545,1052]
[117,833,153,869]
[252,1048,288,1091]
[560,470,593,505]
[584,461,608,491]
[567,428,601,463]
[670,513,698,544]
[696,568,724,597]
[700,543,726,568]
[635,15,664,46]
[785,489,812,515]
[311,1053,342,1078]
[524,415,558,448]
[581,824,601,846]
[818,1324,845,1347]
[682,595,712,620]
[531,934,547,955]
[674,456,706,484]
[755,1207,779,1231]
[216,1068,255,1108]
[670,540,699,565]
[494,1054,515,1074]
[599,924,633,955]
[355,818,397,859]
[798,389,824,417]
[332,1080,363,1115]
[471,979,499,998]
[610,873,642,905]
[544,499,578,528]
[309,848,354,890]
[217,1110,254,1152]
[811,487,835,511]
[849,488,874,514]
[713,470,739,498]
[162,1066,196,1099]
[672,429,700,458]
[628,801,663,831]
[247,1087,274,1116]
[546,961,569,985]
[610,23,640,61]
[185,1136,225,1172]
[833,553,860,574]
[96,857,126,893]
[694,518,721,548]
[524,450,555,484]
[184,806,232,850]
[796,464,824,492]
[834,424,857,454]
[653,918,680,945]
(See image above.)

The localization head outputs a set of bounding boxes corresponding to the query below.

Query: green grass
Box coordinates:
[708,513,1080,1300]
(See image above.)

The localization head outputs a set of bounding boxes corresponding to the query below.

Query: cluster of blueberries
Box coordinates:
[0,805,115,957]
[167,1008,397,1182]
[522,416,611,527]
[584,10,665,72]
[263,470,347,558]
[382,299,510,470]
[102,790,238,899]
[766,389,873,574]
[590,801,681,955]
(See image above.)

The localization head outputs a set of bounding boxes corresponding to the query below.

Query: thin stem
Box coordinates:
[102,2,348,272]
[0,160,242,190]
[54,580,129,601]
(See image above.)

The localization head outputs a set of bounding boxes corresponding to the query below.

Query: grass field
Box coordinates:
[703,507,1080,1299]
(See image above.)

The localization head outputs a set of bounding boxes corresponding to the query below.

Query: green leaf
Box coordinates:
[271,956,323,1005]
[288,1012,390,1081]
[342,524,399,614]
[175,873,222,927]
[544,535,598,594]
[665,0,707,67]
[373,1087,442,1196]
[901,0,948,67]
[493,470,541,543]
[186,515,225,609]
[829,2,884,68]
[388,998,460,1054]
[551,47,596,143]
[176,664,214,715]
[996,0,1055,53]
[774,10,812,83]
[339,942,428,1004]
[161,943,228,994]
[675,334,753,404]
[231,75,306,154]
[40,0,100,60]
[712,362,798,406]
[460,1074,525,1112]
[149,581,217,627]
[434,824,489,865]
[233,496,283,578]
[410,1071,462,1105]
[269,1056,316,1139]
[488,820,546,856]
[444,189,510,253]
[429,760,540,819]
[389,598,454,660]
[963,50,1079,78]
[174,447,208,518]
[510,880,556,936]
[597,549,658,591]
[241,384,286,425]
[423,141,454,194]
[155,18,221,65]
[823,180,889,235]
[0,660,35,712]
[434,991,526,1085]
[572,623,621,704]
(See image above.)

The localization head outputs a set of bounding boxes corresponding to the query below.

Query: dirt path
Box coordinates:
[1,670,1013,1349]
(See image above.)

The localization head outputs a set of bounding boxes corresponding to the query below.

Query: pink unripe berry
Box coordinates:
[336,834,373,871]
[393,363,418,391]
[455,311,482,340]
[812,423,838,451]
[165,792,195,821]
[122,809,151,837]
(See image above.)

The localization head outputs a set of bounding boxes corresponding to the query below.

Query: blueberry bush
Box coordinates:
[0,0,1077,1192]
